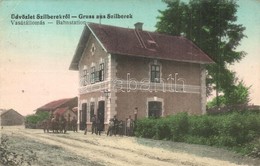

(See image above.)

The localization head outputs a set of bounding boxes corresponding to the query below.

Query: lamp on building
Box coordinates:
[103,89,111,99]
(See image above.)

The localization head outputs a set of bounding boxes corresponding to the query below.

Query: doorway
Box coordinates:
[80,103,87,130]
[148,101,162,118]
[97,101,105,131]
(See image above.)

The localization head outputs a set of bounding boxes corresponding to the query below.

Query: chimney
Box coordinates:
[134,22,143,30]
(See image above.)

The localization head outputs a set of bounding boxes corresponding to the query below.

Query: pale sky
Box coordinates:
[0,0,259,116]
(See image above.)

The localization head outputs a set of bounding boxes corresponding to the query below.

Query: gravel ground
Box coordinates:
[1,126,259,166]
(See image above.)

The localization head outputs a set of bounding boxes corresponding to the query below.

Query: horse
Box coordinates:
[51,117,60,133]
[71,118,77,132]
[42,118,51,133]
[59,117,67,134]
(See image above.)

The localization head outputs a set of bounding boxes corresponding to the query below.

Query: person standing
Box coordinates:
[112,115,119,136]
[91,114,97,134]
[71,116,77,132]
[133,107,138,136]
[118,120,124,136]
[96,115,101,135]
[126,115,133,136]
[107,119,114,136]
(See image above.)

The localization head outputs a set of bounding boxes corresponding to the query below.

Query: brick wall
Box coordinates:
[114,54,203,120]
[115,55,201,85]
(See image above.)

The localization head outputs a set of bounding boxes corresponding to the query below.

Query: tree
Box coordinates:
[156,0,247,106]
[25,111,49,128]
[207,80,250,108]
[224,80,251,106]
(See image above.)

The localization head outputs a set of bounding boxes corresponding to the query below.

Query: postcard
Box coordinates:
[0,0,259,165]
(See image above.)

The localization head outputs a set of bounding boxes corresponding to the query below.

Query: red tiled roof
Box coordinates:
[37,98,76,111]
[54,107,68,116]
[69,22,214,70]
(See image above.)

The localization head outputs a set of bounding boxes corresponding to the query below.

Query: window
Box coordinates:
[91,67,95,84]
[82,69,88,86]
[151,64,160,83]
[90,44,96,55]
[148,101,162,118]
[90,63,104,84]
[99,63,104,82]
[95,71,100,83]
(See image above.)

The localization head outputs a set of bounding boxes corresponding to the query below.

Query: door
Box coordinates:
[148,101,162,118]
[97,101,105,131]
[90,102,95,121]
[80,103,87,130]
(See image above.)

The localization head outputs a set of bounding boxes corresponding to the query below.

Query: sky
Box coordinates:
[0,0,259,116]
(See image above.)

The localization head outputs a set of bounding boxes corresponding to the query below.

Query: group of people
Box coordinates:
[84,114,102,135]
[43,114,78,133]
[107,115,124,136]
[43,113,137,137]
[84,114,135,136]
[106,115,135,136]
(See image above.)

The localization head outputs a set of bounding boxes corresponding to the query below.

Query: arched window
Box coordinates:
[90,43,96,56]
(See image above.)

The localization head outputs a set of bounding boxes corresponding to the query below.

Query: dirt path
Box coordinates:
[1,126,257,166]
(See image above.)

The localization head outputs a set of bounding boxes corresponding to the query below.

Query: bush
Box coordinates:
[135,118,157,138]
[134,111,260,157]
[248,138,260,158]
[217,112,260,147]
[169,112,189,141]
[154,118,172,140]
[189,115,219,138]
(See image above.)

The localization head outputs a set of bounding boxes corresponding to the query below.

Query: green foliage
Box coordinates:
[156,0,247,100]
[189,115,219,138]
[154,118,172,140]
[169,112,189,141]
[207,81,250,108]
[135,118,157,139]
[224,81,251,105]
[247,139,260,158]
[207,95,226,109]
[25,111,49,128]
[135,112,260,156]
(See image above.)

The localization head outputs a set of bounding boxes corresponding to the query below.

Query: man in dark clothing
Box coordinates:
[71,116,77,132]
[112,115,119,135]
[91,114,97,134]
[118,120,124,136]
[96,116,101,135]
